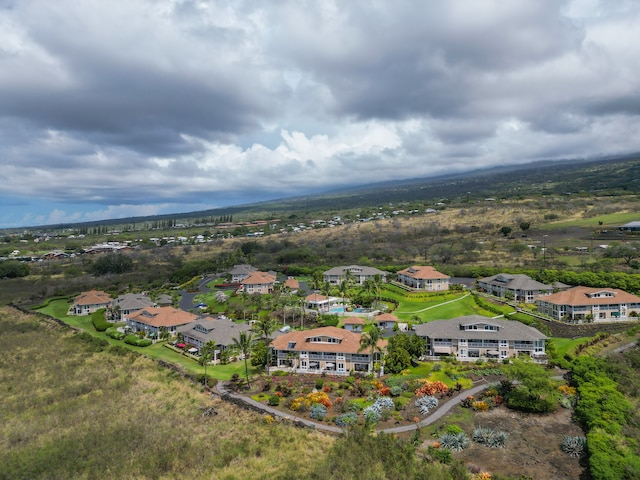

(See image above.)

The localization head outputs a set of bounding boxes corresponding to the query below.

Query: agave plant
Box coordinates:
[415,395,438,415]
[561,435,587,458]
[472,426,494,445]
[439,432,470,452]
[488,430,508,448]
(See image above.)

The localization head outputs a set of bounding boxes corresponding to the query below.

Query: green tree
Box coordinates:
[358,326,384,375]
[231,331,254,388]
[500,226,513,237]
[91,253,134,275]
[604,242,640,266]
[0,260,30,278]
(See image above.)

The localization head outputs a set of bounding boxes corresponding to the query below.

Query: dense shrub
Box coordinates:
[124,334,152,347]
[268,395,280,406]
[309,404,327,421]
[105,327,125,340]
[91,253,134,275]
[0,260,29,278]
[91,309,111,332]
[334,412,358,427]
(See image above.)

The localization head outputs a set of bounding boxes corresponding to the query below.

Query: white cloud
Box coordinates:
[1,0,640,227]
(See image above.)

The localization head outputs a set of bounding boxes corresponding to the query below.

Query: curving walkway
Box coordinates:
[215,378,490,434]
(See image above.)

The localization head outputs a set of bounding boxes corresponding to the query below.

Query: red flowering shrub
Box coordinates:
[377,386,391,396]
[415,380,449,396]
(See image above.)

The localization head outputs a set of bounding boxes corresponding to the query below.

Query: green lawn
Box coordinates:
[547,211,639,229]
[551,337,592,357]
[393,293,499,323]
[35,299,260,381]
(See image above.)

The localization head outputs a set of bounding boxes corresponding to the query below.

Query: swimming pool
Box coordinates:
[329,306,369,314]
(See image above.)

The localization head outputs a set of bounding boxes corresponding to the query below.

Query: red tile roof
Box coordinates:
[375,313,399,322]
[539,286,640,306]
[397,265,449,280]
[74,290,112,306]
[270,326,386,354]
[342,316,366,325]
[241,271,276,285]
[305,293,329,302]
[128,306,197,328]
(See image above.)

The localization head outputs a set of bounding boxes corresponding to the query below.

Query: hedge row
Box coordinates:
[570,356,638,479]
[124,334,152,347]
[91,309,112,332]
[105,327,126,340]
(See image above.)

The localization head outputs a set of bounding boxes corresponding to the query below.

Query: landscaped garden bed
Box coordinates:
[239,361,504,430]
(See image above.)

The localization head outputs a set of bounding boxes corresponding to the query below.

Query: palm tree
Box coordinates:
[241,290,250,321]
[254,316,275,374]
[344,268,357,289]
[232,331,254,389]
[199,341,216,388]
[358,326,384,375]
[159,326,170,342]
[311,270,324,291]
[255,316,275,342]
[372,274,383,306]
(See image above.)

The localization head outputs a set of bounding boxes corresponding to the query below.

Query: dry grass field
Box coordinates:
[0,306,332,480]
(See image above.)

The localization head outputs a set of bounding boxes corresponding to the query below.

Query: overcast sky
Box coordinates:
[2,0,640,228]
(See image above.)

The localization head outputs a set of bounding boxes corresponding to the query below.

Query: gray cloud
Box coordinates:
[1,0,640,227]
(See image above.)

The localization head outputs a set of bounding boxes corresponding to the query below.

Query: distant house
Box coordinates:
[111,293,155,320]
[270,326,387,375]
[414,315,548,361]
[618,221,640,232]
[238,271,276,294]
[535,286,640,322]
[283,277,300,294]
[125,306,197,337]
[323,265,388,285]
[305,292,334,312]
[229,264,258,283]
[396,265,450,291]
[155,294,174,306]
[72,290,113,315]
[342,316,366,332]
[176,316,250,362]
[477,273,553,303]
[373,313,399,330]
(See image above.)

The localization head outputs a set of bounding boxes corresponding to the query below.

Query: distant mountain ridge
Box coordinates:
[16,153,640,230]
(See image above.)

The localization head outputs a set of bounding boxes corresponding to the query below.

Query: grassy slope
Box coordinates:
[36,300,260,380]
[392,292,497,322]
[0,307,330,480]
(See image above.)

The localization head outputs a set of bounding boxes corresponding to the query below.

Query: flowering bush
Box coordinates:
[415,380,449,396]
[377,386,391,396]
[290,396,311,412]
[472,401,489,412]
[307,391,332,408]
[558,385,577,396]
[461,396,474,408]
